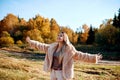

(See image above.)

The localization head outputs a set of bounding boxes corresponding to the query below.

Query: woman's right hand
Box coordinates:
[26,36,30,43]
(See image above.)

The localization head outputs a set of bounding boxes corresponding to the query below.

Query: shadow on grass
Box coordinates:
[0,49,45,61]
[81,71,106,75]
[21,51,45,60]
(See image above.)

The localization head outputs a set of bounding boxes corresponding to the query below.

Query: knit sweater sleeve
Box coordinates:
[28,40,49,53]
[72,46,98,63]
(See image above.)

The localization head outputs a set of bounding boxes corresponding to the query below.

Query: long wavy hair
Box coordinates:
[61,32,71,45]
[58,32,71,56]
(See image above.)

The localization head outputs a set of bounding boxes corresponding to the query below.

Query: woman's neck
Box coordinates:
[58,42,64,48]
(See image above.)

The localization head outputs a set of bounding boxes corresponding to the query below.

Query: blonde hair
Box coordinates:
[61,32,71,45]
[58,32,72,53]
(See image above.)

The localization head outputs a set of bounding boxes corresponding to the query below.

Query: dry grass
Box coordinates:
[0,50,50,80]
[0,49,120,80]
[74,61,120,80]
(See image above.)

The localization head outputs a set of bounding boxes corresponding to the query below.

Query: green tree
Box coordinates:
[13,30,23,43]
[112,8,120,28]
[95,24,118,46]
[86,26,95,44]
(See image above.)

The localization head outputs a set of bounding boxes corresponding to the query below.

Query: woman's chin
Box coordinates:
[56,40,63,42]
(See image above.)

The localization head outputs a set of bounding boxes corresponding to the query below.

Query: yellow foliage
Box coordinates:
[50,18,60,33]
[61,27,78,44]
[16,40,23,45]
[0,37,14,46]
[80,33,88,43]
[0,14,19,33]
[0,31,10,37]
[24,29,44,43]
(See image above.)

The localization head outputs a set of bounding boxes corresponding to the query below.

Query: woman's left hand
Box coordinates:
[97,53,102,61]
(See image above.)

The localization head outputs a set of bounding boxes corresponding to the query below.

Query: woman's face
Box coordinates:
[57,32,64,42]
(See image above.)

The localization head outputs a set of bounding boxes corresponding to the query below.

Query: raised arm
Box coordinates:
[26,37,49,53]
[72,45,102,63]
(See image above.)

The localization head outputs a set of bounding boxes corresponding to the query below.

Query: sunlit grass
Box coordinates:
[0,51,50,80]
[74,61,120,80]
[0,49,120,80]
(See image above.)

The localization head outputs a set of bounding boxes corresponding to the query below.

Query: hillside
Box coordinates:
[0,47,120,80]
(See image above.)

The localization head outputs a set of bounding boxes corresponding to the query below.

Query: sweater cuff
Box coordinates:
[95,55,98,64]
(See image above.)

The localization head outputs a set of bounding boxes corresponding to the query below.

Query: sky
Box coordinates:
[0,0,120,31]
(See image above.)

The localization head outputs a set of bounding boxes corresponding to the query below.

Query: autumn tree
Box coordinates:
[61,27,78,44]
[0,31,14,46]
[48,31,58,43]
[72,32,78,44]
[18,18,27,26]
[28,19,36,30]
[40,18,50,40]
[23,29,44,43]
[0,14,19,35]
[50,18,60,33]
[18,18,28,31]
[49,18,60,43]
[27,15,51,43]
[80,24,89,44]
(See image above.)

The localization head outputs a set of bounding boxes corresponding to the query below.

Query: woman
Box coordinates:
[26,32,102,80]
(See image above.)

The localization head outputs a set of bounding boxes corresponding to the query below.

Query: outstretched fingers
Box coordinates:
[97,53,102,60]
[26,36,30,42]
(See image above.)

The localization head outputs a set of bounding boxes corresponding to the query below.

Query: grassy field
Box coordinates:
[0,46,120,80]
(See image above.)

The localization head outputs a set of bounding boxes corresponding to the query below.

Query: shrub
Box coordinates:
[16,40,23,45]
[95,25,118,46]
[0,37,14,46]
[0,31,10,37]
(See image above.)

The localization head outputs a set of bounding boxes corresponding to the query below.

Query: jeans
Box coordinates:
[50,69,65,80]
